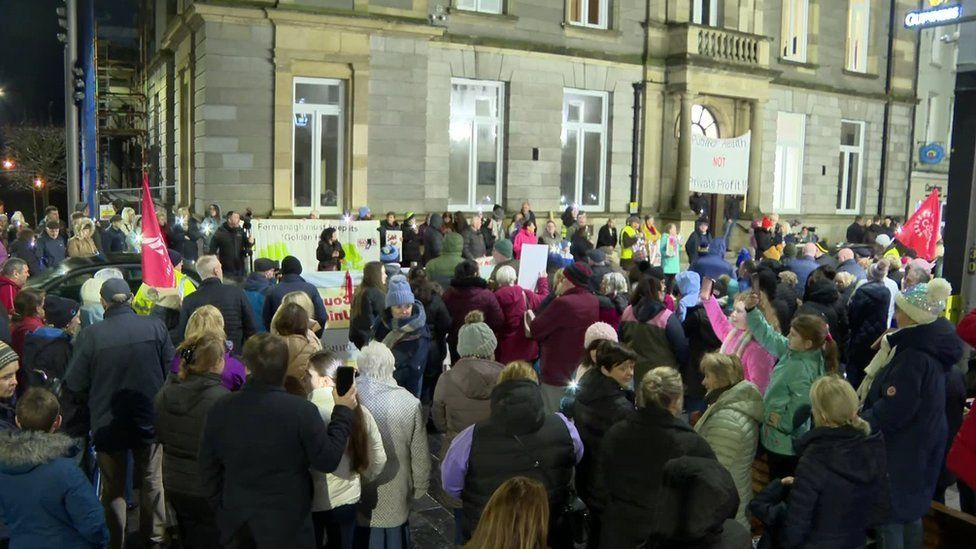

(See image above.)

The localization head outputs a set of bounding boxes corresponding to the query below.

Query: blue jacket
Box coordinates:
[102,227,127,254]
[37,233,66,269]
[788,255,819,299]
[836,259,866,282]
[243,273,274,332]
[862,317,963,523]
[844,282,892,388]
[372,300,431,398]
[0,431,108,549]
[690,239,734,281]
[262,274,328,331]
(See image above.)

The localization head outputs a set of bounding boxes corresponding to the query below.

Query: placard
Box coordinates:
[690,131,750,195]
[250,219,380,271]
[517,244,549,290]
[385,230,403,261]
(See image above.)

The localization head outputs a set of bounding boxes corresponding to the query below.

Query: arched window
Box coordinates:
[691,104,719,138]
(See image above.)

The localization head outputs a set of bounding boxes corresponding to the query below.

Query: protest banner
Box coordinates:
[250,219,380,271]
[690,131,750,195]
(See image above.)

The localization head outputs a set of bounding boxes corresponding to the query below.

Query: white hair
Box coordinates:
[601,272,628,296]
[357,341,395,380]
[196,255,221,279]
[496,265,517,286]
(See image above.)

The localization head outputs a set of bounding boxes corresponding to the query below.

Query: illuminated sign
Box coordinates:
[904,3,962,29]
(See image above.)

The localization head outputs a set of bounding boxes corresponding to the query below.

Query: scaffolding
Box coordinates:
[95,37,147,205]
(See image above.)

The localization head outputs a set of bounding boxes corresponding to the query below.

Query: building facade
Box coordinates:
[142,0,919,244]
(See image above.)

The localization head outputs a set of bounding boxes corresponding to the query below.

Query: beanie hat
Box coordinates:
[0,342,17,369]
[168,249,183,267]
[895,278,951,325]
[875,234,892,248]
[380,245,399,263]
[385,275,415,308]
[584,322,618,349]
[564,262,593,288]
[44,296,80,329]
[383,263,402,280]
[493,239,514,260]
[358,206,371,219]
[281,256,303,275]
[457,311,498,358]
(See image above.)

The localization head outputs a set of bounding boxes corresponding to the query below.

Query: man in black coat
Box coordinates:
[846,216,866,244]
[209,211,252,279]
[63,279,174,547]
[199,333,356,548]
[262,255,329,331]
[174,255,257,353]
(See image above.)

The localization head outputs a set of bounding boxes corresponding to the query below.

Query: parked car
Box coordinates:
[26,253,201,302]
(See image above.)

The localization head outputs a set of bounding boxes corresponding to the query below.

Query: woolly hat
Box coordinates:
[896,278,951,325]
[867,261,889,282]
[584,322,618,349]
[281,256,303,275]
[385,275,415,308]
[0,341,17,369]
[44,296,80,329]
[358,206,371,219]
[380,245,399,264]
[875,234,892,248]
[493,239,514,260]
[457,311,498,358]
[564,262,593,288]
[168,249,183,267]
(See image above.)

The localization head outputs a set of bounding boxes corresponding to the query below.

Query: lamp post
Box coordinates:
[32,178,45,226]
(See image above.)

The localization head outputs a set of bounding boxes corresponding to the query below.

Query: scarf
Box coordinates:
[665,235,679,257]
[857,331,899,405]
[381,303,428,349]
[643,222,660,243]
[720,327,753,358]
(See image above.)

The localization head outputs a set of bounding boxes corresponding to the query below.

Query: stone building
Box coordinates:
[142,0,919,243]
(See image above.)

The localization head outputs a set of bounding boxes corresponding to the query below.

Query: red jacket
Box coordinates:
[529,285,600,385]
[957,308,976,348]
[0,276,19,313]
[443,277,504,360]
[948,410,976,490]
[494,279,549,364]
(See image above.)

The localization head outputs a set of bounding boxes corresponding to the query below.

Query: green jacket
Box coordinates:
[660,236,680,275]
[694,380,764,529]
[747,308,825,457]
[425,232,465,284]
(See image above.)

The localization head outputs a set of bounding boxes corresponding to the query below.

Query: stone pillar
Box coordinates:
[747,99,764,214]
[673,92,693,213]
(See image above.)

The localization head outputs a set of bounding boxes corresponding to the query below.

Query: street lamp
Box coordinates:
[32,177,45,226]
[1,159,13,170]
[0,88,5,98]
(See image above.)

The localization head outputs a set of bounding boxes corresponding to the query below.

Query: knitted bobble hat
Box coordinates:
[456,311,498,358]
[385,275,415,309]
[896,278,951,325]
[584,322,618,349]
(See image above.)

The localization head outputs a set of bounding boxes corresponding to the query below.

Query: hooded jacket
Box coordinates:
[425,232,464,288]
[22,327,89,437]
[154,372,229,497]
[645,456,751,549]
[788,255,819,299]
[8,238,43,276]
[620,299,689,386]
[443,277,504,362]
[242,273,274,332]
[0,431,109,549]
[690,239,734,281]
[493,280,548,364]
[431,357,503,457]
[530,285,601,386]
[844,281,892,388]
[702,297,775,394]
[862,317,962,523]
[422,214,444,264]
[796,280,848,346]
[694,380,764,529]
[462,225,488,260]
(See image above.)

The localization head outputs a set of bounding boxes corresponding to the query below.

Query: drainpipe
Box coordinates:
[631,81,645,206]
[876,0,897,216]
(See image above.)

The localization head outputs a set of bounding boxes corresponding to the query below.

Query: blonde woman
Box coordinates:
[271,290,322,346]
[466,477,549,549]
[751,375,887,548]
[168,304,246,391]
[273,302,321,395]
[67,218,98,258]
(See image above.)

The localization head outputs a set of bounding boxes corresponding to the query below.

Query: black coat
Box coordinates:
[599,405,716,548]
[8,238,43,276]
[154,372,228,497]
[682,304,722,401]
[723,196,742,222]
[570,232,594,262]
[0,305,9,345]
[22,327,89,438]
[63,304,175,451]
[845,223,865,245]
[588,263,613,293]
[263,274,329,331]
[348,287,386,350]
[168,217,202,262]
[199,380,353,548]
[751,426,889,549]
[209,222,248,277]
[570,368,634,512]
[845,281,891,387]
[796,280,848,347]
[422,214,444,264]
[315,239,345,271]
[597,225,617,249]
[175,278,257,354]
[401,225,422,267]
[103,227,128,254]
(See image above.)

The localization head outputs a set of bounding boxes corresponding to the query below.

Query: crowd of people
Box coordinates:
[0,197,973,549]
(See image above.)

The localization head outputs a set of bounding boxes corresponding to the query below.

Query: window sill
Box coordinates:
[841,69,879,80]
[777,57,818,70]
[447,8,518,25]
[561,22,621,42]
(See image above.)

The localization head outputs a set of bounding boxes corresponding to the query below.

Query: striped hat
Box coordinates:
[0,342,18,369]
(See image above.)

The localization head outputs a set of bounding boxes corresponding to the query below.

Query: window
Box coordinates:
[691,0,721,27]
[292,78,344,212]
[691,104,719,138]
[568,0,609,29]
[456,0,502,15]
[449,79,505,210]
[781,0,809,62]
[837,120,865,212]
[561,89,608,209]
[773,112,806,213]
[845,0,870,72]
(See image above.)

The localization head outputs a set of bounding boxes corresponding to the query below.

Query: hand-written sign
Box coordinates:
[690,131,751,195]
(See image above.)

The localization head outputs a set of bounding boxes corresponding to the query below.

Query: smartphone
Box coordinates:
[336,366,356,396]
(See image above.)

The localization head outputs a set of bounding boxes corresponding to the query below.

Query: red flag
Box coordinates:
[897,189,942,261]
[140,173,175,287]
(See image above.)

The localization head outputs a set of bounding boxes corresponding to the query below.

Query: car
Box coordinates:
[26,253,201,303]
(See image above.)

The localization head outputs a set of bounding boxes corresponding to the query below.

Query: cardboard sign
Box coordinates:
[690,131,750,195]
[517,244,549,290]
[385,230,403,261]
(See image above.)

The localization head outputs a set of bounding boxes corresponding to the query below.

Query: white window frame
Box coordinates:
[291,77,344,214]
[845,0,870,72]
[448,78,505,211]
[561,88,609,210]
[781,0,809,62]
[772,112,806,214]
[837,120,865,214]
[456,0,502,15]
[691,0,721,27]
[568,0,609,30]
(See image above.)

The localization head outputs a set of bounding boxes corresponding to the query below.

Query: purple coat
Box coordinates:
[170,351,246,391]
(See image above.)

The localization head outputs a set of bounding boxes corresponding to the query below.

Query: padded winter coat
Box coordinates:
[431,356,502,458]
[425,232,464,288]
[493,280,548,364]
[443,277,503,362]
[620,299,689,386]
[530,285,601,386]
[844,281,892,387]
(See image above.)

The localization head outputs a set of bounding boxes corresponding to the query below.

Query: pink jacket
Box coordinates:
[512,228,537,260]
[702,296,775,394]
[494,278,549,364]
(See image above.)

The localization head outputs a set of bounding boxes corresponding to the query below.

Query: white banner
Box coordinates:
[250,218,381,272]
[690,131,750,195]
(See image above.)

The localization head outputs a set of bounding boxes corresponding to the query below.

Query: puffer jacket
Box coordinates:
[283,333,320,393]
[493,280,548,364]
[154,372,229,497]
[372,301,432,397]
[431,357,503,458]
[747,308,825,457]
[844,281,891,387]
[530,285,601,386]
[442,277,503,362]
[620,299,689,386]
[0,430,109,549]
[425,232,463,287]
[422,214,444,264]
[694,380,764,529]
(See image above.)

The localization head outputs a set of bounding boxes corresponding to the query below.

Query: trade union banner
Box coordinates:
[690,131,750,195]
